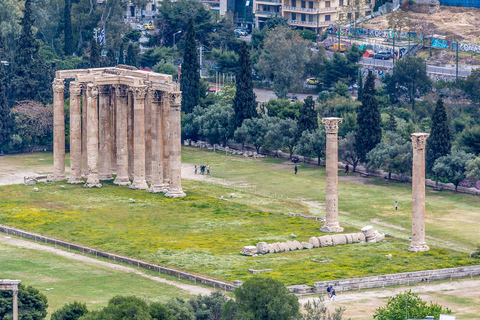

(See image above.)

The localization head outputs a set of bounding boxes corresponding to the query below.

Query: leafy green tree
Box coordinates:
[300,297,347,320]
[298,96,318,135]
[374,290,451,320]
[357,73,363,102]
[265,99,301,120]
[233,41,257,128]
[89,39,100,68]
[464,68,480,107]
[154,61,177,78]
[387,105,397,132]
[433,149,475,192]
[106,48,116,67]
[125,43,137,67]
[197,103,235,145]
[79,296,152,320]
[51,301,89,320]
[355,70,382,162]
[426,99,451,182]
[466,156,480,185]
[149,302,172,320]
[165,298,194,320]
[232,277,299,320]
[188,292,226,320]
[124,29,142,43]
[139,47,173,69]
[256,26,311,99]
[64,0,73,56]
[296,128,326,165]
[217,81,236,107]
[119,42,124,64]
[457,125,480,155]
[0,284,48,319]
[266,117,299,158]
[390,56,431,110]
[366,132,412,180]
[296,29,317,41]
[339,132,361,172]
[305,48,327,78]
[234,115,274,153]
[211,49,239,75]
[0,29,11,148]
[180,18,201,114]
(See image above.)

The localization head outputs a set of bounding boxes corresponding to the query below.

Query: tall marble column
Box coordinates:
[53,78,66,181]
[162,91,171,185]
[113,85,130,186]
[145,83,153,183]
[165,92,186,198]
[84,84,102,188]
[82,86,88,177]
[67,82,83,184]
[409,133,430,252]
[12,289,18,320]
[130,86,149,190]
[320,117,343,233]
[98,85,113,180]
[110,88,117,174]
[149,91,167,193]
[127,91,135,180]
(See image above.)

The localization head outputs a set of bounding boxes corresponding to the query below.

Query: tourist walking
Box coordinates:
[326,285,332,299]
[207,164,210,175]
[294,165,297,175]
[330,288,336,301]
[195,165,197,175]
[345,164,349,174]
[395,201,398,211]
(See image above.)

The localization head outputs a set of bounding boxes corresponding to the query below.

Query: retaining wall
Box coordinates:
[0,224,236,291]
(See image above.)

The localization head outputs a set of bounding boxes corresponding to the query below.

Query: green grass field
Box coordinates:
[0,240,192,319]
[0,147,479,286]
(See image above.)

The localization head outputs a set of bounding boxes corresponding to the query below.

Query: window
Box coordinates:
[309,14,314,21]
[325,14,331,21]
[152,4,155,11]
[309,1,314,8]
[292,0,296,7]
[355,11,359,19]
[301,13,306,21]
[325,1,330,7]
[292,12,297,20]
[339,13,344,20]
[265,5,270,10]
[301,1,306,8]
[339,0,344,5]
[347,12,352,19]
[365,10,371,15]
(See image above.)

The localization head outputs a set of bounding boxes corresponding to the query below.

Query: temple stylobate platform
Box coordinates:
[52,65,185,198]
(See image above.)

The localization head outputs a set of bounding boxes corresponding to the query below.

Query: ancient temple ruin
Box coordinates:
[52,65,185,198]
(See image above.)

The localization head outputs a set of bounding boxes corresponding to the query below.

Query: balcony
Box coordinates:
[282,5,338,12]
[287,19,336,27]
[255,0,282,3]
[255,10,281,16]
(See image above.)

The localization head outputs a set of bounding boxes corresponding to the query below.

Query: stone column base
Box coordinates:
[114,178,131,186]
[67,177,84,184]
[54,174,67,182]
[149,184,168,193]
[408,243,430,252]
[99,174,114,181]
[84,181,102,188]
[165,188,186,198]
[130,180,149,190]
[320,225,344,233]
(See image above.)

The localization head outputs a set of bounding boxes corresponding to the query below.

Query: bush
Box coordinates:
[51,301,89,320]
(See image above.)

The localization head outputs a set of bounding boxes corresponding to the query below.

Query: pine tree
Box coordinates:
[119,42,125,65]
[357,73,363,102]
[426,98,451,178]
[90,39,100,68]
[63,0,73,56]
[355,70,382,162]
[180,18,200,114]
[298,96,318,135]
[0,29,12,148]
[125,43,137,67]
[233,41,257,128]
[387,105,397,132]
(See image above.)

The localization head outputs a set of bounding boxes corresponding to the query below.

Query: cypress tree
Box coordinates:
[426,98,451,178]
[233,41,257,128]
[119,42,125,64]
[387,105,397,132]
[107,48,116,67]
[90,39,100,68]
[357,73,363,102]
[298,95,318,135]
[180,18,200,114]
[63,0,73,56]
[0,29,12,148]
[355,70,382,162]
[125,43,137,67]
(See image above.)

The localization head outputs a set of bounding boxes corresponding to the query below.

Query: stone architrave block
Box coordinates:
[24,176,38,185]
[375,233,385,242]
[357,232,366,243]
[293,240,303,250]
[241,246,258,256]
[367,230,380,242]
[361,226,375,238]
[318,235,333,247]
[302,242,314,249]
[345,234,353,244]
[278,242,287,252]
[331,234,347,246]
[309,237,320,248]
[257,242,269,254]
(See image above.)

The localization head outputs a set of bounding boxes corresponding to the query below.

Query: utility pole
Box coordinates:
[199,45,203,77]
[456,41,459,80]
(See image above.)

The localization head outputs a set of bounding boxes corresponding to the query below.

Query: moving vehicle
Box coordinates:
[328,43,347,52]
[306,78,320,85]
[373,51,391,60]
[144,23,154,30]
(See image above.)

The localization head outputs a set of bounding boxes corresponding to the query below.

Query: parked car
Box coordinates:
[306,78,321,85]
[328,43,347,52]
[373,51,391,60]
[235,26,251,34]
[144,23,154,30]
[234,28,247,37]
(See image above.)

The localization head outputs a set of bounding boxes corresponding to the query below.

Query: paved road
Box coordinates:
[253,88,318,103]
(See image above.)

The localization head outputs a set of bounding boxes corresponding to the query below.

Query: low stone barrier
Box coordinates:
[0,224,236,291]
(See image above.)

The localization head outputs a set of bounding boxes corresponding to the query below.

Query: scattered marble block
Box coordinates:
[241,246,257,256]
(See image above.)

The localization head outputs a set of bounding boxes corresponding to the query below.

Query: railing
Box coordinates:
[256,0,282,3]
[288,19,335,26]
[282,5,338,12]
[255,10,281,15]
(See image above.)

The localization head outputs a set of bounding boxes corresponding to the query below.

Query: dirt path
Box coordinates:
[0,235,213,296]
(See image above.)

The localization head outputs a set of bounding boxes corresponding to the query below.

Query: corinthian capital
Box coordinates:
[169,91,182,107]
[52,78,65,93]
[321,117,343,134]
[87,83,98,98]
[411,133,430,150]
[132,86,147,100]
[99,85,110,95]
[70,82,82,96]
[113,84,127,97]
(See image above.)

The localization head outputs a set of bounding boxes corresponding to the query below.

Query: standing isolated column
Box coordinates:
[149,91,167,193]
[84,84,102,188]
[130,85,149,190]
[145,83,153,183]
[82,85,88,177]
[320,117,343,233]
[127,91,135,180]
[98,85,113,180]
[409,133,430,252]
[68,82,83,184]
[162,91,171,185]
[12,289,18,320]
[53,78,66,181]
[165,92,186,198]
[113,85,130,186]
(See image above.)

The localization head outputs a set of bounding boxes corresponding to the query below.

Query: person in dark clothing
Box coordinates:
[345,164,349,174]
[295,165,298,174]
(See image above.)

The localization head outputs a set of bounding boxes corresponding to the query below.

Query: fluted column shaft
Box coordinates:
[13,289,18,320]
[53,78,66,181]
[162,92,171,185]
[409,133,430,252]
[127,91,135,180]
[145,84,153,183]
[130,86,149,190]
[99,85,113,180]
[113,85,130,185]
[110,88,117,174]
[149,91,167,193]
[68,82,83,184]
[85,84,102,188]
[82,87,88,177]
[320,117,343,233]
[165,92,185,198]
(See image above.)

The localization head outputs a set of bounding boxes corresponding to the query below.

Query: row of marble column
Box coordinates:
[52,78,185,198]
[320,117,429,252]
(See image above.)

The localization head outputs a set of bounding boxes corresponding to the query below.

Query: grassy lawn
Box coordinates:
[0,147,478,286]
[0,240,192,319]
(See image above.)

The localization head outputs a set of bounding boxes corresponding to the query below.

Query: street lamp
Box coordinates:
[173,30,182,62]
